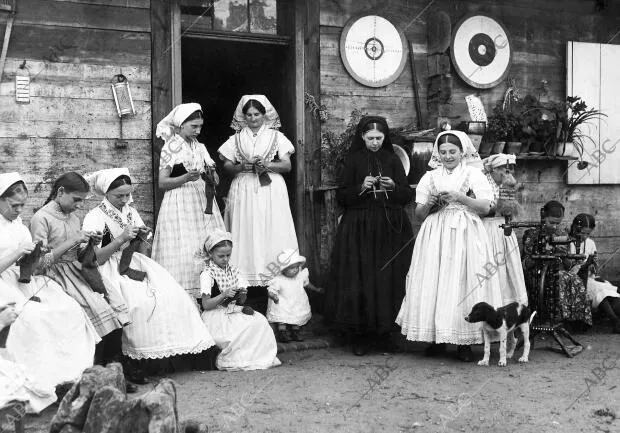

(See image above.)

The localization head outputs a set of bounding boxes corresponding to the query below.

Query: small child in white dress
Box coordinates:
[266,249,322,342]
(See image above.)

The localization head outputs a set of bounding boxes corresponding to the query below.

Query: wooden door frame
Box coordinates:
[150,0,321,277]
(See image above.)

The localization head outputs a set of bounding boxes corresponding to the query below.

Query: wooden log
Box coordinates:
[6,24,151,66]
[1,59,151,101]
[14,0,151,32]
[54,0,150,8]
[0,138,153,184]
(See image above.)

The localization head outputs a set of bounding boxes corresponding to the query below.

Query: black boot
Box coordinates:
[457,345,474,362]
[424,343,446,357]
[352,333,370,356]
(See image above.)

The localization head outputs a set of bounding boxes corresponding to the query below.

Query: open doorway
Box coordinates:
[181,36,294,207]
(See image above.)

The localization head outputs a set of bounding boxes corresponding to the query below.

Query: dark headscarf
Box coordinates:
[542,200,565,218]
[570,213,596,236]
[349,116,394,153]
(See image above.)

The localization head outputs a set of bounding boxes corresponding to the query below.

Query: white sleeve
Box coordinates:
[218,135,238,163]
[82,209,105,247]
[276,131,295,157]
[415,172,432,205]
[200,270,214,297]
[300,268,310,286]
[469,167,494,201]
[267,277,280,295]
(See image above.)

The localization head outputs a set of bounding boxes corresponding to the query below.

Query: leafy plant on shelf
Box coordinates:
[320,108,367,184]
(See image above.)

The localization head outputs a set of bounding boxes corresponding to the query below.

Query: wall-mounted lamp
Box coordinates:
[111,74,135,149]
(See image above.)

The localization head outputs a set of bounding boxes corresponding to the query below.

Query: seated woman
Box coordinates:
[82,168,215,367]
[29,172,130,368]
[0,302,56,413]
[0,172,98,412]
[199,229,280,371]
[569,213,620,333]
[521,200,592,331]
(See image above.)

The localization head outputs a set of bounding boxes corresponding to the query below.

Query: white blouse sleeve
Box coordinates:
[469,167,494,201]
[200,270,214,297]
[200,143,216,167]
[267,277,280,295]
[415,171,432,205]
[276,131,295,157]
[82,209,105,248]
[160,135,186,169]
[218,135,238,163]
[300,268,310,286]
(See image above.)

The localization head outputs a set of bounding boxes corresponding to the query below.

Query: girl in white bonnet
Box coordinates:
[266,249,323,342]
[199,229,280,371]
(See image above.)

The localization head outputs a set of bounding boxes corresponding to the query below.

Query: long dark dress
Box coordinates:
[522,227,592,326]
[325,147,414,334]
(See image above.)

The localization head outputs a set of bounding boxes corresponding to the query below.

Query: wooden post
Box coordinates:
[150,0,174,220]
[303,0,322,282]
[293,0,306,264]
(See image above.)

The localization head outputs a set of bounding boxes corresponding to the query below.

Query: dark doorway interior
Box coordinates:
[181,37,293,205]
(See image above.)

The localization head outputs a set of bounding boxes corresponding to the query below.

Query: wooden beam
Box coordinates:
[150,0,174,220]
[294,0,306,258]
[304,0,322,282]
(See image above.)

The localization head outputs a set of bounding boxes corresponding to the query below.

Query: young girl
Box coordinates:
[569,213,620,333]
[153,103,225,299]
[29,173,130,369]
[199,229,280,371]
[266,249,321,342]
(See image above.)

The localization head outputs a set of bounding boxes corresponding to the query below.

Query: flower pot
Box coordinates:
[491,141,506,154]
[505,141,522,155]
[555,141,575,157]
[519,141,531,154]
[478,141,494,156]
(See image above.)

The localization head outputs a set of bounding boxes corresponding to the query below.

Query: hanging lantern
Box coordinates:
[111,74,135,117]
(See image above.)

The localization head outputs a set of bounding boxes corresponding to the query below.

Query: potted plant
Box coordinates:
[551,96,607,160]
[320,108,366,185]
[486,107,510,154]
[521,94,556,154]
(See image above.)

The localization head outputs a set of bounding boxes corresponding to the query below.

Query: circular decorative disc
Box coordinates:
[340,15,409,88]
[451,14,512,89]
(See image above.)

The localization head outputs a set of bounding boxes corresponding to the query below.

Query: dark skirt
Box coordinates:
[324,205,413,335]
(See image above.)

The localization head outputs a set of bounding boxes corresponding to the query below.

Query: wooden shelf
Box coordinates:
[479,154,578,161]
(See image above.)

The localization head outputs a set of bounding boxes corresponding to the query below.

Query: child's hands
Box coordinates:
[268,291,279,304]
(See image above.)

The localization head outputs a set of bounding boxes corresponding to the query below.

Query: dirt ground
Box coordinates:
[21,325,620,433]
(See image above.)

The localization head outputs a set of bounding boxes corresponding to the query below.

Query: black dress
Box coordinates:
[324,147,414,335]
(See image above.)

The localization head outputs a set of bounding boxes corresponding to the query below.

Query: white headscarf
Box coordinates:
[0,172,25,197]
[230,95,281,132]
[84,168,132,198]
[428,130,482,170]
[203,229,233,253]
[156,103,202,141]
[482,153,516,173]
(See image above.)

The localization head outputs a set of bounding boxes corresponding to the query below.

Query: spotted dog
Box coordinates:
[465,302,535,367]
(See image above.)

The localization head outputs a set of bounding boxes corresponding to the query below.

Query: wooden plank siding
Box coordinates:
[0,0,153,226]
[318,0,620,282]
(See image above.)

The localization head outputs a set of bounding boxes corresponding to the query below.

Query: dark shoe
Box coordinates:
[126,382,138,393]
[275,329,290,343]
[424,343,446,357]
[289,329,304,342]
[353,342,369,356]
[457,345,474,362]
[376,333,403,353]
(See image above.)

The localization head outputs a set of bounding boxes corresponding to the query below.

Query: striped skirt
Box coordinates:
[152,178,225,298]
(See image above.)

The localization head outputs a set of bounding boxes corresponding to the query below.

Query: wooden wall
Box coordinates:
[319,0,620,282]
[0,0,153,226]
